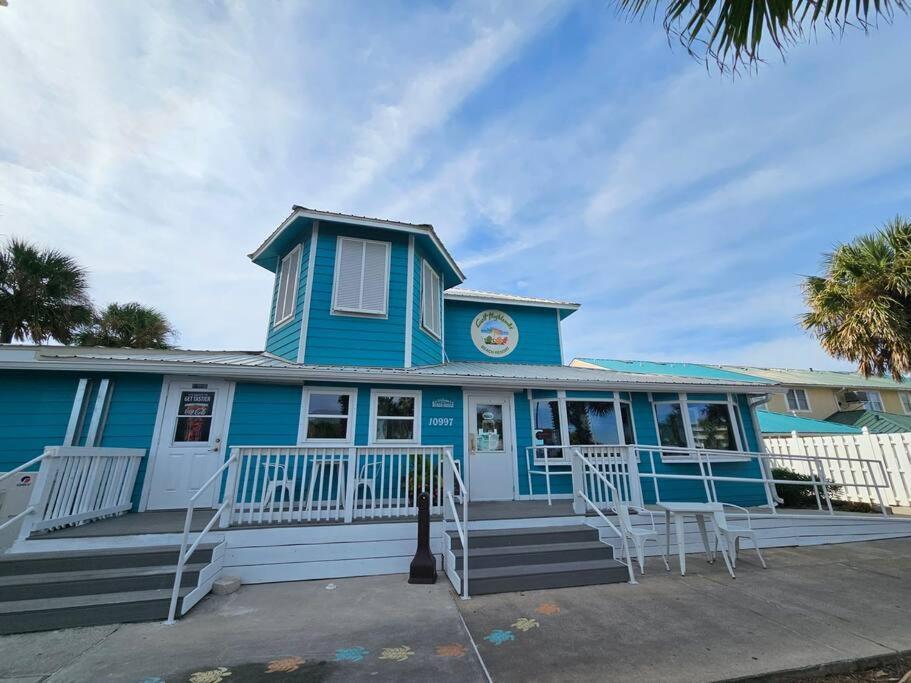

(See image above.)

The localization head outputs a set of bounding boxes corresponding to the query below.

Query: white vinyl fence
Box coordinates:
[764,429,911,508]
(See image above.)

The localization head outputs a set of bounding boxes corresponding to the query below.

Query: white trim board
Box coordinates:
[296,220,320,363]
[404,235,414,367]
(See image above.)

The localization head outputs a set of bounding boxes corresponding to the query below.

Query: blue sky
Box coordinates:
[1,1,910,369]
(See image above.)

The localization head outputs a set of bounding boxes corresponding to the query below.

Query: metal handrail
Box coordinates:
[444,448,469,599]
[166,451,238,624]
[573,449,637,584]
[632,445,892,517]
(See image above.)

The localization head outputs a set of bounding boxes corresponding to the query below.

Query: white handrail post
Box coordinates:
[626,446,644,507]
[544,450,552,505]
[16,448,57,542]
[167,501,196,624]
[344,447,357,523]
[442,452,454,519]
[219,451,239,529]
[571,450,585,514]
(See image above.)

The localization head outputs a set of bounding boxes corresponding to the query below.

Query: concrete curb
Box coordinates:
[723,649,911,682]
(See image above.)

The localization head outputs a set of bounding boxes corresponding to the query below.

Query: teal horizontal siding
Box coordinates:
[0,371,163,510]
[226,383,302,448]
[443,300,562,364]
[304,223,408,367]
[265,237,310,361]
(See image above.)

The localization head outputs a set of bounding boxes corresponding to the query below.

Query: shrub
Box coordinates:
[772,466,841,508]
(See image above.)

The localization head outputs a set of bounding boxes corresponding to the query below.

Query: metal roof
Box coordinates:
[718,365,911,390]
[248,206,465,283]
[572,358,768,383]
[1,346,777,393]
[825,410,911,434]
[757,410,862,435]
[445,288,581,311]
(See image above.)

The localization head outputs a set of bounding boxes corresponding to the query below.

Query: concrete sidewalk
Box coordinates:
[1,538,909,682]
[458,538,911,682]
[0,575,486,683]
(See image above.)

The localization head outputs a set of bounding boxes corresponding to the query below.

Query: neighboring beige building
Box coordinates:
[718,366,911,421]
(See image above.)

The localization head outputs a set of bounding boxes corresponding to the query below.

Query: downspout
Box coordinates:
[749,394,784,508]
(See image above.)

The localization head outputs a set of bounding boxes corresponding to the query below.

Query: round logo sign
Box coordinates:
[471,309,519,357]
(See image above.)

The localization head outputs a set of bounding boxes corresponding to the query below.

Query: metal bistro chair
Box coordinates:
[615,503,670,575]
[710,503,767,577]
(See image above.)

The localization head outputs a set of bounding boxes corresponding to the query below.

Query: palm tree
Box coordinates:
[0,238,93,344]
[75,302,176,349]
[617,0,907,71]
[802,216,911,381]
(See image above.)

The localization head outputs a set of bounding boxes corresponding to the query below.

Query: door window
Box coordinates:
[173,390,215,443]
[476,403,504,451]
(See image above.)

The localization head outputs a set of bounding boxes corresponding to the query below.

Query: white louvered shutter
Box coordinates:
[430,267,441,334]
[334,238,365,311]
[333,237,389,314]
[360,240,389,314]
[421,261,433,330]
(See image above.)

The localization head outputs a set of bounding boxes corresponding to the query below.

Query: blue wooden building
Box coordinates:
[10,207,904,631]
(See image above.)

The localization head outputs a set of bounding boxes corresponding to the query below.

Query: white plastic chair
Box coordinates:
[615,503,670,575]
[354,461,378,508]
[262,462,296,508]
[710,503,766,577]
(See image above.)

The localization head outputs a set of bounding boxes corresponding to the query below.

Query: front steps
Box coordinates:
[0,543,223,634]
[446,525,629,596]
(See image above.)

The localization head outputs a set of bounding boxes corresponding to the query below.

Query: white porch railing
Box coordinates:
[0,446,144,540]
[222,445,453,526]
[630,445,892,517]
[571,449,637,584]
[442,448,469,599]
[528,445,643,507]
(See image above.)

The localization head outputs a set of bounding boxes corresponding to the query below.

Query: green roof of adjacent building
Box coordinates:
[825,410,911,434]
[718,365,911,390]
[757,410,862,435]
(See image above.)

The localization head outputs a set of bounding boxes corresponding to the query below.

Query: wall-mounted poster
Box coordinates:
[174,391,214,443]
[470,309,519,357]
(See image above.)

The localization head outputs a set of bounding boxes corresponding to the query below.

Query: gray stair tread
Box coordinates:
[0,563,207,587]
[0,587,193,614]
[447,525,594,539]
[463,558,626,580]
[451,541,610,558]
[0,544,217,563]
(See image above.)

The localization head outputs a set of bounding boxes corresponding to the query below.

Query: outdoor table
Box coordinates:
[655,502,725,576]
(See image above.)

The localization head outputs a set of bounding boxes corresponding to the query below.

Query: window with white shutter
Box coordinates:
[331,237,390,316]
[273,245,301,327]
[420,259,441,338]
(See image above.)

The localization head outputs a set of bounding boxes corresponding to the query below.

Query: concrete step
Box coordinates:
[447,525,599,550]
[0,563,207,601]
[459,558,630,596]
[0,588,193,635]
[0,544,216,576]
[452,541,614,570]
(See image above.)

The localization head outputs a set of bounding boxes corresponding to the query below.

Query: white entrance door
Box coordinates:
[467,394,515,501]
[146,380,231,510]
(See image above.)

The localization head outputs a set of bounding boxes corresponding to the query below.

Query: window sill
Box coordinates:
[272,315,296,330]
[331,307,388,319]
[419,322,442,341]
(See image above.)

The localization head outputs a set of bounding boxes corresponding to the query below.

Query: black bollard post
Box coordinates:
[408,490,437,584]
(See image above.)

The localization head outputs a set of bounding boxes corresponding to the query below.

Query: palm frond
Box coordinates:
[613,0,908,71]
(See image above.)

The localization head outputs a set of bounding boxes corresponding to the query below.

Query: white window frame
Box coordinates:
[531,393,636,464]
[331,236,391,317]
[297,387,357,445]
[273,244,302,327]
[901,392,911,415]
[785,388,811,413]
[858,390,884,412]
[651,393,748,463]
[369,389,422,444]
[420,259,442,340]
